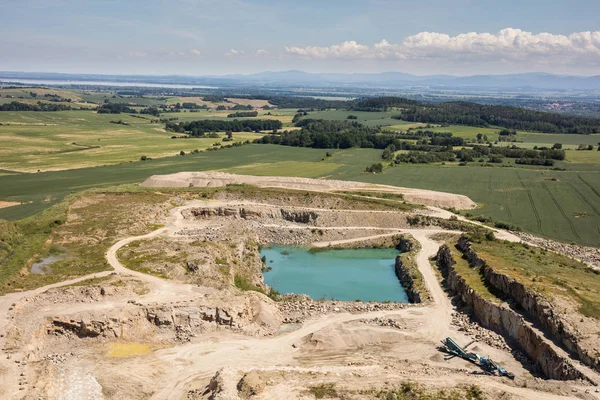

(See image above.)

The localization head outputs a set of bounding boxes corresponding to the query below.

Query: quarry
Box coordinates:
[0,172,599,399]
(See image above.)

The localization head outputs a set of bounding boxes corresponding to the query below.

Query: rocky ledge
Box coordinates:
[278,294,411,323]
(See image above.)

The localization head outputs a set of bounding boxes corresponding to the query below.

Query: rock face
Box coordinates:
[394,236,428,304]
[436,244,588,381]
[455,238,600,374]
[190,207,263,220]
[279,209,318,224]
[394,256,421,303]
[237,370,265,398]
[46,298,282,342]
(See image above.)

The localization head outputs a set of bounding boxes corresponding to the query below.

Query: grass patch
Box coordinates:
[219,161,341,178]
[373,381,484,400]
[0,110,259,172]
[308,383,338,399]
[448,245,504,304]
[470,239,600,319]
[0,190,172,294]
[234,274,265,294]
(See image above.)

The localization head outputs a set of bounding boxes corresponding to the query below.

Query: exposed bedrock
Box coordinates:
[45,297,282,342]
[189,207,264,219]
[279,209,318,224]
[455,237,600,374]
[393,236,427,304]
[436,244,590,382]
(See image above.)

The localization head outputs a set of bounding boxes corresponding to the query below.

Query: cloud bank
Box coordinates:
[285,29,600,64]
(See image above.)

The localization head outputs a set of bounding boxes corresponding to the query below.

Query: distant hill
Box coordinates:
[2,70,600,90]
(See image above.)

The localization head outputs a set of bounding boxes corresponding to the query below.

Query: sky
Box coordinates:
[1,0,599,76]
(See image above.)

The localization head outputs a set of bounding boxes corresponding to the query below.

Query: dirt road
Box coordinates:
[0,198,591,399]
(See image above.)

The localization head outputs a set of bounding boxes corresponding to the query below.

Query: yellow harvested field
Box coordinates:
[107,342,152,357]
[0,201,20,209]
[226,98,271,108]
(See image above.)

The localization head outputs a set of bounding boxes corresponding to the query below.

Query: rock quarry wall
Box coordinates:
[455,237,600,374]
[436,243,588,381]
[394,236,429,304]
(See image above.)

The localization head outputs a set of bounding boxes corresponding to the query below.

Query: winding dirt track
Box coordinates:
[0,200,591,399]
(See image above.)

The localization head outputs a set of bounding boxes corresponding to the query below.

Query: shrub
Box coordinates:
[308,383,337,399]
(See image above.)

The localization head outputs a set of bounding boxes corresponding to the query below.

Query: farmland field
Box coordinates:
[0,100,599,247]
[0,110,261,172]
[1,143,599,246]
[297,110,405,127]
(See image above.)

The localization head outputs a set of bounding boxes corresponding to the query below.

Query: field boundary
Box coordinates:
[578,174,600,201]
[541,182,580,241]
[516,171,543,234]
[567,182,600,217]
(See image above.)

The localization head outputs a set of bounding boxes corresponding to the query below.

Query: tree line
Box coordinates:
[392,101,600,134]
[256,120,397,149]
[166,119,282,135]
[0,101,73,112]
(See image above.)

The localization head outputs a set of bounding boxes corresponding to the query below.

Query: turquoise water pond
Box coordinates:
[261,245,408,302]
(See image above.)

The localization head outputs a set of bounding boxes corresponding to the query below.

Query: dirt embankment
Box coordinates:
[141,171,477,210]
[455,236,600,375]
[393,236,430,304]
[436,240,598,383]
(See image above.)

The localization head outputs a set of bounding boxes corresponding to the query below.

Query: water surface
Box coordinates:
[261,245,408,302]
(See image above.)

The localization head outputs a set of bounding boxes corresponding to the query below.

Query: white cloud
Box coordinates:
[125,51,147,57]
[189,49,201,56]
[255,49,268,56]
[225,48,243,56]
[285,29,600,63]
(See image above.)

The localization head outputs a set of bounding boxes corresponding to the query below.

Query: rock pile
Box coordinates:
[360,317,404,329]
[278,295,410,323]
[515,232,600,269]
[452,312,511,351]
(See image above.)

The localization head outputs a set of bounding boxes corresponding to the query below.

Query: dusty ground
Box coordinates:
[141,171,478,210]
[0,200,20,209]
[0,176,598,400]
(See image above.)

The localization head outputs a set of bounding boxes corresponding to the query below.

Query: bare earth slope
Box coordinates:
[0,185,598,399]
[141,171,477,210]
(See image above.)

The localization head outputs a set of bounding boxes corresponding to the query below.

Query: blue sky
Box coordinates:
[1,0,599,75]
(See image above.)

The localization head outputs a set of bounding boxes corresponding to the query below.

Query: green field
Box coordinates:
[298,110,405,127]
[0,100,599,247]
[1,144,599,246]
[0,110,260,172]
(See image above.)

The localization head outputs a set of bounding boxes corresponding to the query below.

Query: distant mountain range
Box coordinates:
[1,70,600,90]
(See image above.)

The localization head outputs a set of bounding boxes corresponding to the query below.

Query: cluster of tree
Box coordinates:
[3,100,67,111]
[266,97,347,109]
[140,107,160,117]
[180,102,209,110]
[227,111,258,118]
[490,146,565,160]
[203,95,227,102]
[350,97,419,112]
[256,120,392,149]
[166,119,282,135]
[97,103,137,114]
[515,158,555,166]
[42,93,72,102]
[231,104,254,111]
[395,151,457,164]
[291,111,309,124]
[0,101,73,112]
[396,130,453,140]
[392,101,600,134]
[576,144,595,150]
[365,163,384,173]
[389,142,564,165]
